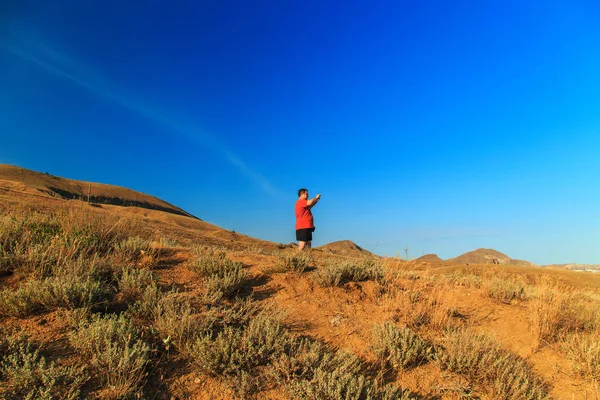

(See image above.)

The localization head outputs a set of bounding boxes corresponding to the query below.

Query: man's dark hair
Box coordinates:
[298,188,308,197]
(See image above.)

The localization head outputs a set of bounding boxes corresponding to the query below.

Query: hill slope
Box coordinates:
[0,164,196,219]
[318,240,376,257]
[448,248,536,266]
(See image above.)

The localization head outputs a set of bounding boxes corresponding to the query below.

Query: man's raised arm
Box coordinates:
[307,194,321,208]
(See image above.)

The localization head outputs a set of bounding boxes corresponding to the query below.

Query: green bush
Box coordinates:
[188,313,288,377]
[314,259,384,287]
[267,252,311,274]
[487,277,529,303]
[436,329,549,399]
[152,295,204,350]
[118,267,155,302]
[0,275,111,318]
[115,236,153,260]
[68,313,150,398]
[187,251,248,303]
[203,263,247,303]
[271,338,413,400]
[0,336,86,400]
[371,322,432,371]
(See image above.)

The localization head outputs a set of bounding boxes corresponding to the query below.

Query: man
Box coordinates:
[295,188,321,251]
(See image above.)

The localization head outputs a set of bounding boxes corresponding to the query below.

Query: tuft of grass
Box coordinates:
[560,333,600,381]
[152,295,205,351]
[371,322,432,371]
[0,336,87,400]
[188,313,289,377]
[313,259,385,287]
[68,313,150,399]
[203,263,247,303]
[271,338,414,400]
[117,267,155,303]
[486,277,529,303]
[265,252,311,274]
[527,284,597,350]
[187,250,248,303]
[436,329,549,399]
[115,236,153,260]
[0,275,111,318]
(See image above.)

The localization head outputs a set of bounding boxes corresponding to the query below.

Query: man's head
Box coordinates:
[298,188,308,199]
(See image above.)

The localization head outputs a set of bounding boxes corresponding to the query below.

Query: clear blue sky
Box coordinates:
[1,1,599,265]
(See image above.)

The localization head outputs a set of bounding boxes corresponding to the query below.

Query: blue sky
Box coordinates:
[1,1,599,265]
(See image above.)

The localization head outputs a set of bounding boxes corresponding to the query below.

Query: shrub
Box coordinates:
[118,268,155,302]
[188,313,289,377]
[68,313,150,398]
[187,252,248,303]
[128,284,162,320]
[0,336,86,400]
[152,295,204,350]
[560,333,600,381]
[115,236,153,260]
[267,252,311,274]
[527,284,596,349]
[436,329,549,399]
[0,275,111,318]
[371,322,432,371]
[487,277,529,303]
[313,259,384,287]
[203,265,247,303]
[271,338,413,400]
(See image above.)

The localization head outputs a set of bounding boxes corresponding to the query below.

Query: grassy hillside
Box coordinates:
[1,170,599,399]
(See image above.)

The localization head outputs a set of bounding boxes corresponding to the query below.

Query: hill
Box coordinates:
[0,164,196,219]
[317,240,376,257]
[415,253,443,264]
[448,248,536,266]
[1,166,598,399]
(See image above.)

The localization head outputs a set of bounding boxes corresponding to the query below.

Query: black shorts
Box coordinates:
[296,227,315,242]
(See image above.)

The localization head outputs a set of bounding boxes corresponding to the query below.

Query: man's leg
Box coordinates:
[306,241,312,249]
[298,241,306,251]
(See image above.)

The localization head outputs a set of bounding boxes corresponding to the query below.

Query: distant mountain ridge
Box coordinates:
[542,263,600,271]
[0,164,198,219]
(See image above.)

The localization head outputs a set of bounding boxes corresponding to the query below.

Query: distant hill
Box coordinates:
[0,164,197,219]
[542,263,600,271]
[415,254,443,263]
[448,248,536,267]
[318,240,376,257]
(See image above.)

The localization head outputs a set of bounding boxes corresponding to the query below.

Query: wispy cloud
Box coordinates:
[1,35,282,197]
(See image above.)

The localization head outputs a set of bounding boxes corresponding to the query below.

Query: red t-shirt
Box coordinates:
[295,199,314,230]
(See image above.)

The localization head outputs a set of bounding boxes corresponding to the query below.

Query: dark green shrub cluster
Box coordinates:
[314,259,384,287]
[371,322,432,371]
[436,329,549,399]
